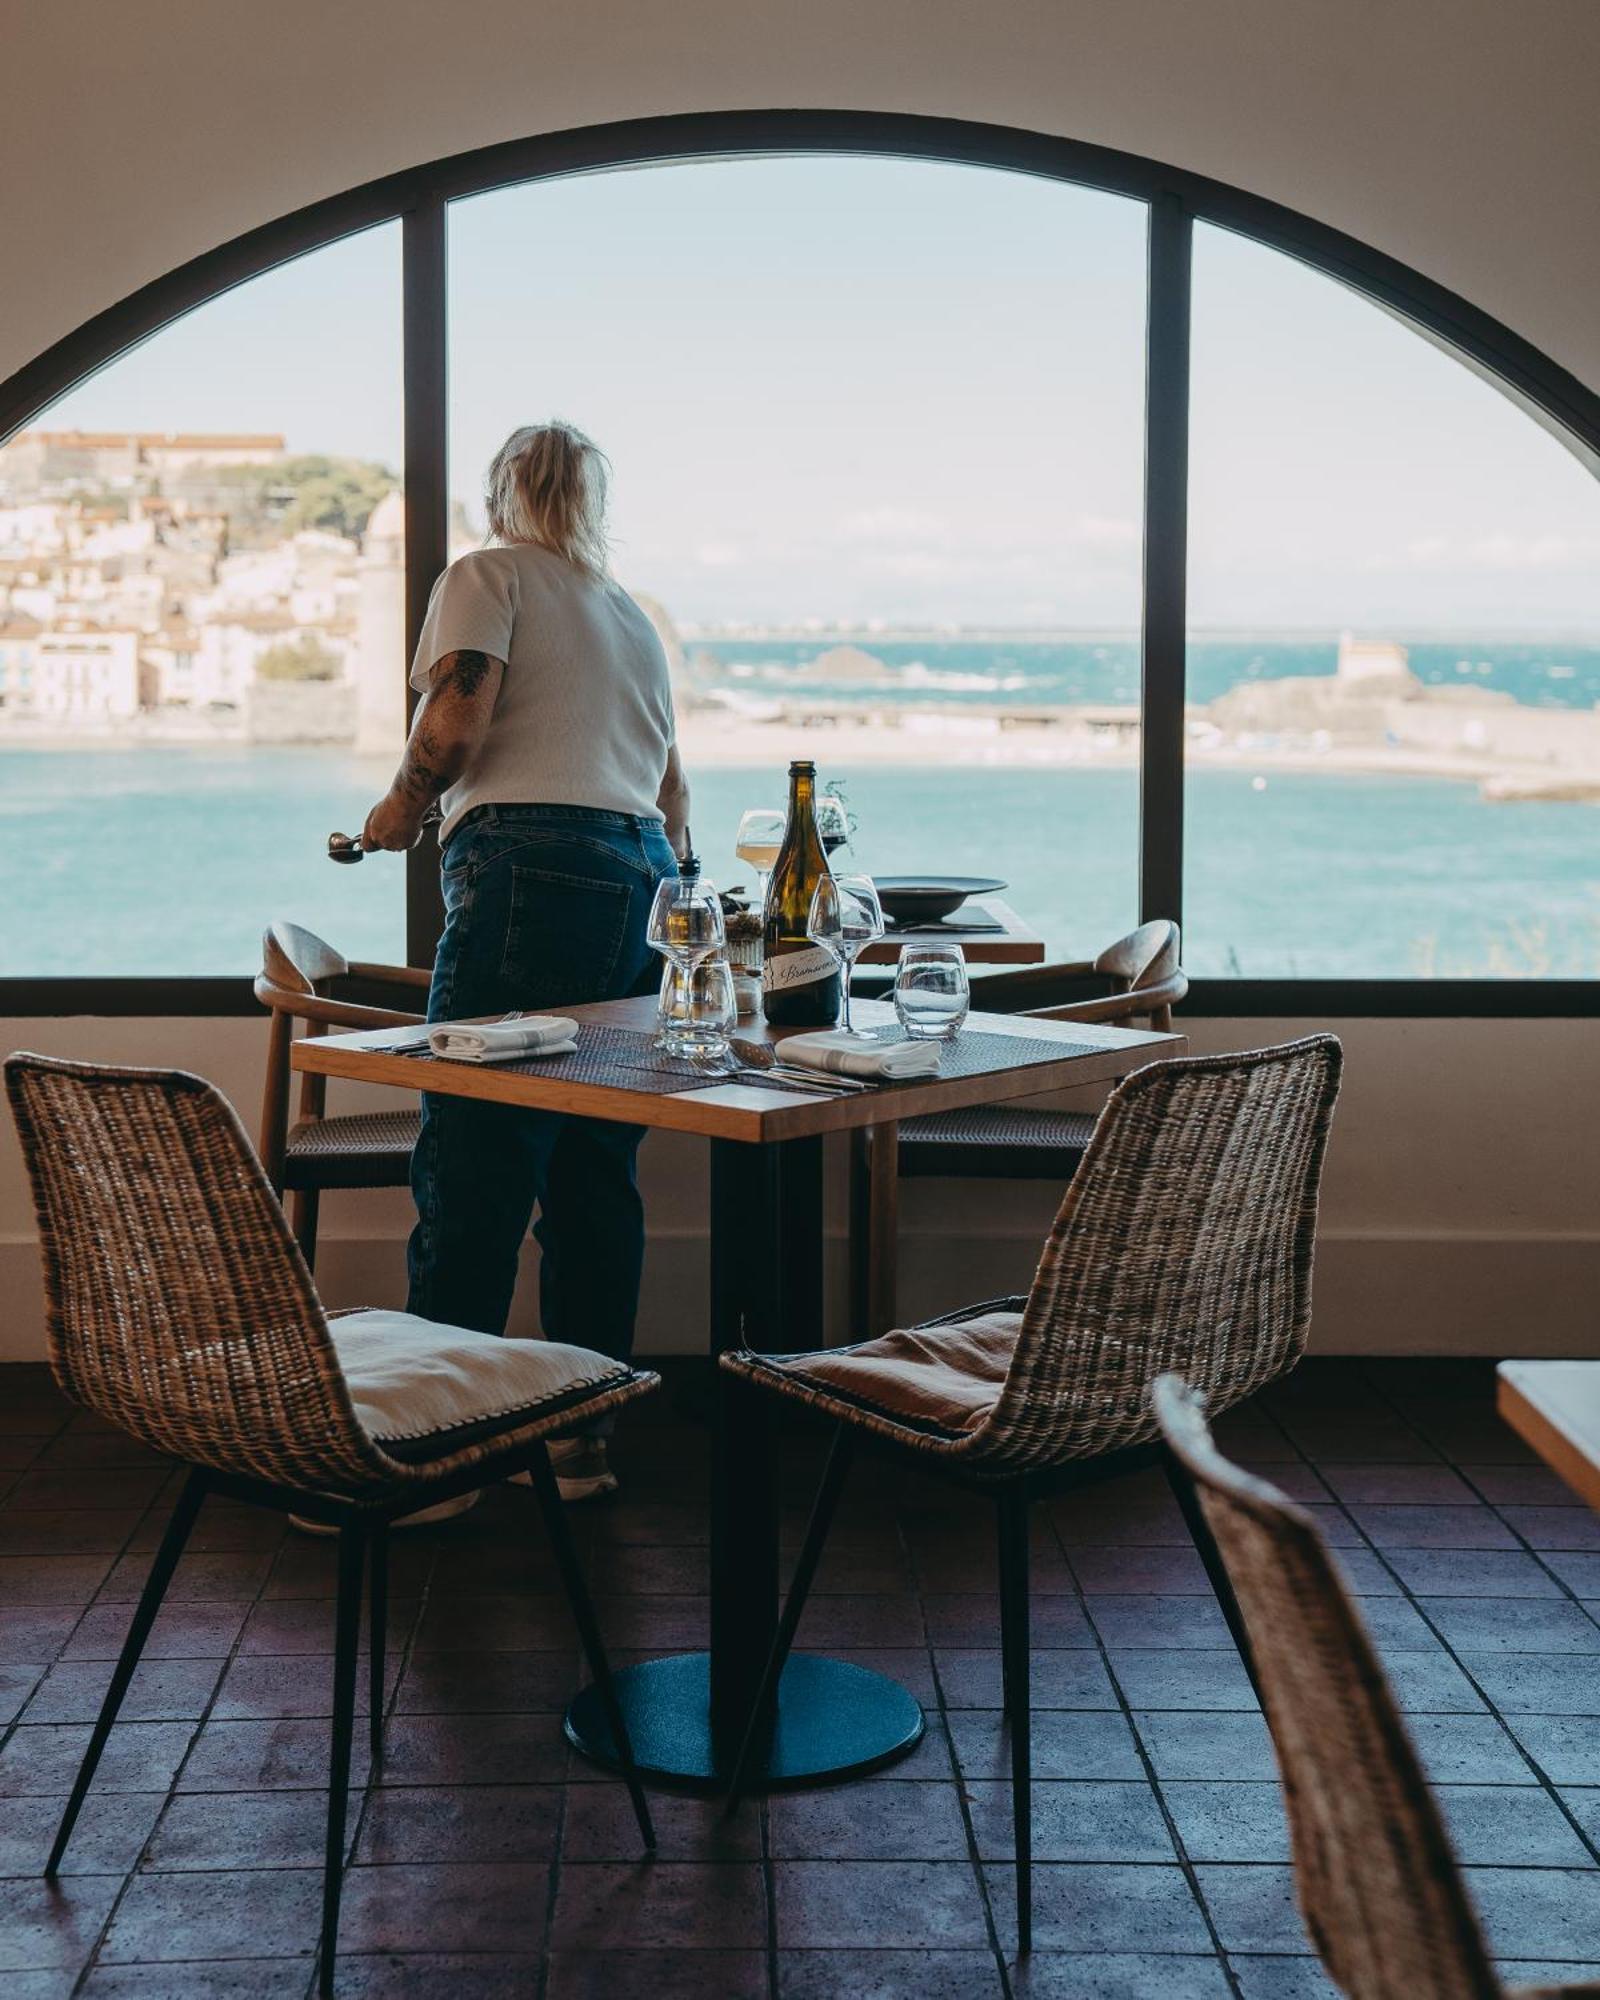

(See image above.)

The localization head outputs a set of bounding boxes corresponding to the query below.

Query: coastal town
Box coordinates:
[2,427,1597,802]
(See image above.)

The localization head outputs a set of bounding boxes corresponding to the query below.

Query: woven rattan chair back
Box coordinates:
[972,1035,1342,1470]
[5,1053,396,1495]
[1154,1375,1501,2000]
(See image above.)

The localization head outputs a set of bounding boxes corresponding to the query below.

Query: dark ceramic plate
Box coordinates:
[871,875,1008,923]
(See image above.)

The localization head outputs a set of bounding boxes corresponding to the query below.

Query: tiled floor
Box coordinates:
[5,1356,1600,1997]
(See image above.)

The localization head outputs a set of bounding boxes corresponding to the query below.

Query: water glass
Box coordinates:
[658,955,738,1069]
[894,943,970,1039]
[807,872,886,1034]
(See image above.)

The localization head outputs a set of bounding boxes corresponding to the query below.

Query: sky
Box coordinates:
[43,155,1600,633]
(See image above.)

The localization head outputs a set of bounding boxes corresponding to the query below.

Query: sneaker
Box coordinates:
[288,1490,481,1536]
[547,1437,618,1503]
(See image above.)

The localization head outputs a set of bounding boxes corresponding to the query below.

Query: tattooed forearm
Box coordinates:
[395,718,453,806]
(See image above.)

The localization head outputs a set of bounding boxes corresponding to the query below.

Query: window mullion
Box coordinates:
[1139,191,1192,932]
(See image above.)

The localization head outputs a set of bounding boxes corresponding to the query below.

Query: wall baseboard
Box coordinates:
[1,1228,1593,1363]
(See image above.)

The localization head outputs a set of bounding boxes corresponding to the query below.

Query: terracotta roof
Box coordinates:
[4,430,284,452]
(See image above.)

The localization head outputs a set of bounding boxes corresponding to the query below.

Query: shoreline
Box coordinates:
[3,703,1598,802]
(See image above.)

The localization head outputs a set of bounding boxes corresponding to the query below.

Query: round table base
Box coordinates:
[564,1650,925,1791]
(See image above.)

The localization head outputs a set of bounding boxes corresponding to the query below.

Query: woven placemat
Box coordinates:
[394,1021,1102,1097]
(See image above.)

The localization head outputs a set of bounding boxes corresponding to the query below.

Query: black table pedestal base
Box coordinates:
[564,1651,925,1791]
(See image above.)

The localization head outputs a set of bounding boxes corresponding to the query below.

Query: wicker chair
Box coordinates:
[5,1053,658,1997]
[850,919,1187,1337]
[723,1035,1342,1952]
[1154,1375,1600,2000]
[255,920,431,1269]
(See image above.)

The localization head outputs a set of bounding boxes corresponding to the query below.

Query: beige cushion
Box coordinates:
[330,1309,629,1458]
[763,1311,1023,1434]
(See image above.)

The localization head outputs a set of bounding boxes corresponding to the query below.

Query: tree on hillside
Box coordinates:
[205,455,397,543]
[255,633,342,682]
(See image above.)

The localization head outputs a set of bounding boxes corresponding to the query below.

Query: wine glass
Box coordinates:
[807,873,886,1036]
[816,794,851,858]
[893,943,970,1040]
[734,808,786,915]
[647,872,725,1049]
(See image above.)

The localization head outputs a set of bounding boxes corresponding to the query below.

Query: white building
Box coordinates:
[22,627,141,722]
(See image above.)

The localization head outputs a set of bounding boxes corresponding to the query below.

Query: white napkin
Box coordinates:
[426,1016,579,1063]
[779,1030,942,1081]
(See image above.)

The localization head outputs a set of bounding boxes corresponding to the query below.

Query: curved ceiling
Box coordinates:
[4,0,1599,396]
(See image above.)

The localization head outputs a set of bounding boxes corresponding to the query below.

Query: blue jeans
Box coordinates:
[406,804,678,1356]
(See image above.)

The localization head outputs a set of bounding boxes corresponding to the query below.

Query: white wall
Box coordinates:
[3,2,1600,402]
[2,1013,1594,1363]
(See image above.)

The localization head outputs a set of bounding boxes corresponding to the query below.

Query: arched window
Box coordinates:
[2,115,1595,1011]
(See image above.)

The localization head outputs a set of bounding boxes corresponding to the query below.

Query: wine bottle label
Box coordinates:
[762,945,835,994]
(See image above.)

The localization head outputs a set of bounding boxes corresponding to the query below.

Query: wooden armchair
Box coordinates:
[255,920,431,1268]
[851,920,1186,1337]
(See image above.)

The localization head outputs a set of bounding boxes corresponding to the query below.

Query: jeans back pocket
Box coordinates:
[499,863,632,1007]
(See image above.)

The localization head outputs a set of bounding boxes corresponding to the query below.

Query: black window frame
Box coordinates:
[3,109,1597,1020]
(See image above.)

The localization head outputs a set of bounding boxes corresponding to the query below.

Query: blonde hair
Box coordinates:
[484,421,611,575]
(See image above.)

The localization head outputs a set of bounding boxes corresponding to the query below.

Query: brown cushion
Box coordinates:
[764,1311,1022,1434]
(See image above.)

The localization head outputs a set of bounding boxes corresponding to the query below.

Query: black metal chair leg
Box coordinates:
[368,1522,388,1761]
[996,1498,1018,1722]
[523,1444,656,1851]
[47,1466,209,1877]
[998,1487,1032,1955]
[1162,1446,1263,1705]
[723,1424,855,1813]
[317,1519,366,2000]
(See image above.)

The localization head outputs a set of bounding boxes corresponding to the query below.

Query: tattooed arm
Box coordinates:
[656,742,691,860]
[361,649,505,851]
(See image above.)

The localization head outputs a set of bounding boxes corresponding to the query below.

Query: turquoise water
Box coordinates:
[2,747,1594,980]
[694,636,1600,711]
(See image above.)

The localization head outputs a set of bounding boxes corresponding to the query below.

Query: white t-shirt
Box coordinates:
[408,542,676,844]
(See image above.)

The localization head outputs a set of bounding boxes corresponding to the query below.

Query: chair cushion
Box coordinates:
[753,1311,1023,1436]
[330,1309,633,1464]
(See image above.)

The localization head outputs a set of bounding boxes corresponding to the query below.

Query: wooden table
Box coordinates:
[860,896,1043,965]
[1498,1363,1600,1512]
[294,996,1182,1790]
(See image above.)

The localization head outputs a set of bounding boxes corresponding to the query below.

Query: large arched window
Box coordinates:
[2,114,1595,1013]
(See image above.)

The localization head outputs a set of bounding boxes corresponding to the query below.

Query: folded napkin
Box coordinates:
[779,1030,942,1081]
[427,1016,578,1063]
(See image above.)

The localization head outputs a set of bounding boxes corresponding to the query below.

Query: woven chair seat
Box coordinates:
[284,1110,421,1191]
[330,1309,650,1466]
[724,1308,1024,1456]
[897,1105,1097,1181]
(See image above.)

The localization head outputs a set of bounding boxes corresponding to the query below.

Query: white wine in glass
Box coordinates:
[735,808,786,914]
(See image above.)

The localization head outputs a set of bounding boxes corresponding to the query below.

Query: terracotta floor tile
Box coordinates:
[552,1860,767,1950]
[773,1858,989,1949]
[549,1949,768,1999]
[0,1873,123,1973]
[353,1783,562,1866]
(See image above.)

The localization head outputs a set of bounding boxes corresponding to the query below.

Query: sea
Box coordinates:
[2,638,1596,983]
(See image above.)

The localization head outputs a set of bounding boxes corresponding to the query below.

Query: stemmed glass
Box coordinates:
[807,873,886,1036]
[647,871,725,1051]
[734,808,786,915]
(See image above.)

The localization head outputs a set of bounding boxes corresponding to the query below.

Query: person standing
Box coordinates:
[361,422,687,1502]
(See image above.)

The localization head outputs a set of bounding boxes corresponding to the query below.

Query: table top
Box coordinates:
[291,995,1184,1145]
[858,897,1042,965]
[1497,1362,1600,1513]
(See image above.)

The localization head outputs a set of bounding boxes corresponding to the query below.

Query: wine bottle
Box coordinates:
[761,760,842,1027]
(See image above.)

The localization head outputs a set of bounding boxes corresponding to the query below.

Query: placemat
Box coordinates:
[735,1025,1106,1086]
[390,1021,1103,1096]
[885,901,1004,936]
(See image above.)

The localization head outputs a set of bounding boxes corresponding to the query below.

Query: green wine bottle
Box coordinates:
[761,760,842,1027]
